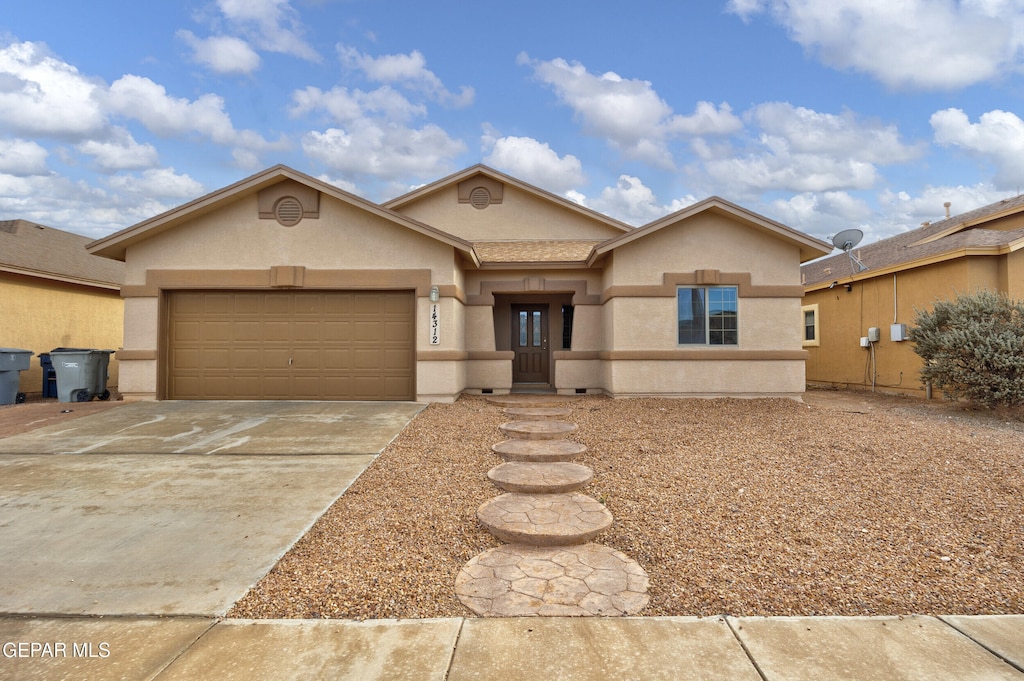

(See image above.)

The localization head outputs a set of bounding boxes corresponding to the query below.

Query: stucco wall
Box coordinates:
[392,184,625,241]
[1,274,122,396]
[804,255,1013,396]
[596,214,807,398]
[605,213,802,288]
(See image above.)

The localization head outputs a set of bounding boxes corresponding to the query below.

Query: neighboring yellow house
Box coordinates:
[802,195,1024,397]
[88,164,830,402]
[0,220,124,397]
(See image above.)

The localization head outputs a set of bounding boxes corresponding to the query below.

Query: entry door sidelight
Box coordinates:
[512,304,550,384]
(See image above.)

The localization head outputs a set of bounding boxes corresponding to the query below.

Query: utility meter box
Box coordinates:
[867,327,880,342]
[891,323,908,342]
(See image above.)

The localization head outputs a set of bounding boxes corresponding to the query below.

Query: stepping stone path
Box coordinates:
[455,395,650,617]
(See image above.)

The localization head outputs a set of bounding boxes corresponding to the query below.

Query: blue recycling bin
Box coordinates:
[0,348,33,405]
[49,349,115,402]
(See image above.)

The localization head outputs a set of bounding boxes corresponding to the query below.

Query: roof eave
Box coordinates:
[594,196,831,262]
[803,244,1015,292]
[383,164,633,234]
[0,265,121,290]
[88,165,478,262]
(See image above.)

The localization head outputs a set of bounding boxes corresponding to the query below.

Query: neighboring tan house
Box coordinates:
[802,194,1024,397]
[87,164,830,402]
[0,219,124,396]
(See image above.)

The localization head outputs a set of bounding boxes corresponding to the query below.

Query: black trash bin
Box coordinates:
[49,349,115,402]
[39,352,57,398]
[0,348,33,405]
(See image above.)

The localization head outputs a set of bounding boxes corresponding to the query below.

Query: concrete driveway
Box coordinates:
[0,401,424,616]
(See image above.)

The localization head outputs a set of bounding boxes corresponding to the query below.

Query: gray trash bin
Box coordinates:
[0,348,33,405]
[49,349,115,403]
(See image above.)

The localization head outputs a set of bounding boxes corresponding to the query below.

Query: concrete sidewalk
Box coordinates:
[1,614,1022,680]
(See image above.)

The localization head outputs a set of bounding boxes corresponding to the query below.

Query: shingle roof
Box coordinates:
[802,194,1024,287]
[472,240,604,264]
[0,219,123,289]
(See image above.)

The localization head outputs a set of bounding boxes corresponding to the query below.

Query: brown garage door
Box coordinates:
[167,290,414,400]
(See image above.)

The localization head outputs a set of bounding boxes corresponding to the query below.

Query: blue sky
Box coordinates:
[3,1,1024,248]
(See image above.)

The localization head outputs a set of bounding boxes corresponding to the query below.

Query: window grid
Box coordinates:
[678,286,738,346]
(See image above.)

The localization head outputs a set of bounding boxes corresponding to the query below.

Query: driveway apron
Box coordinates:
[0,401,424,616]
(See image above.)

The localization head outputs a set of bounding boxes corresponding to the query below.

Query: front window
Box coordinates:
[678,286,738,345]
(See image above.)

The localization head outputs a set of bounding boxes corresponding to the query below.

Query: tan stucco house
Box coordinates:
[1,219,123,396]
[802,194,1024,397]
[87,164,830,402]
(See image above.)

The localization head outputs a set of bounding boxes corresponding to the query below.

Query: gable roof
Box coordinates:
[87,165,479,265]
[0,219,123,290]
[590,196,831,265]
[383,164,634,235]
[802,194,1024,289]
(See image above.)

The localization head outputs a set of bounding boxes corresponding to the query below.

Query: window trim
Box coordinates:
[677,285,738,346]
[802,303,820,347]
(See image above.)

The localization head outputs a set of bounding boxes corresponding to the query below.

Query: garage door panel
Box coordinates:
[172,321,202,343]
[168,290,414,400]
[172,348,200,370]
[292,321,322,342]
[384,348,413,369]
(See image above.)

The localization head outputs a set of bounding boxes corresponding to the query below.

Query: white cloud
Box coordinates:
[692,102,920,198]
[338,45,474,107]
[290,85,426,123]
[586,175,698,226]
[177,31,261,75]
[931,108,1024,189]
[0,138,48,175]
[727,0,1022,90]
[0,41,106,138]
[667,101,744,136]
[521,54,678,167]
[767,191,875,241]
[301,119,466,181]
[215,0,319,61]
[105,167,204,199]
[481,130,585,195]
[77,128,159,172]
[752,102,921,163]
[105,74,274,153]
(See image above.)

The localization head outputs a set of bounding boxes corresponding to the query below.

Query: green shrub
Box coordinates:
[911,290,1024,407]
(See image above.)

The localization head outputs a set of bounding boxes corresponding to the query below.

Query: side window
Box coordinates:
[678,287,738,345]
[802,304,819,347]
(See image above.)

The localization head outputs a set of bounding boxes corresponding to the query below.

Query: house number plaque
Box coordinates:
[429,303,440,345]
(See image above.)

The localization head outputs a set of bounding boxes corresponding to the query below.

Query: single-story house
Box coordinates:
[802,194,1024,397]
[87,164,830,402]
[0,219,124,396]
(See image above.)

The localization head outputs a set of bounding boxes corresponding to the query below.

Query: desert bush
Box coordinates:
[911,289,1024,407]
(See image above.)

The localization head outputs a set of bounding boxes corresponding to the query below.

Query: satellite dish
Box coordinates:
[831,228,863,251]
[830,228,868,273]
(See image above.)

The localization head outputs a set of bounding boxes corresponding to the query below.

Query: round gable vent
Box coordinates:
[469,186,491,210]
[274,196,303,226]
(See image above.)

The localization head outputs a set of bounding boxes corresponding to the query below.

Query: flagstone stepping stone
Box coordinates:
[487,461,593,494]
[503,407,572,421]
[455,542,650,617]
[486,395,577,408]
[477,492,613,546]
[499,420,576,440]
[491,438,587,462]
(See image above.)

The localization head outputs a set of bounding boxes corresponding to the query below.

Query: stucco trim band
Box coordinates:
[599,350,808,360]
[122,268,435,297]
[602,272,804,302]
[467,278,600,306]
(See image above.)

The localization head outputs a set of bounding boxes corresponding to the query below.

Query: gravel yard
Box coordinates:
[228,391,1024,620]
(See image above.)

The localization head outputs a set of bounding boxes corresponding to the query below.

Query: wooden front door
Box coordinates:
[512,304,550,384]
